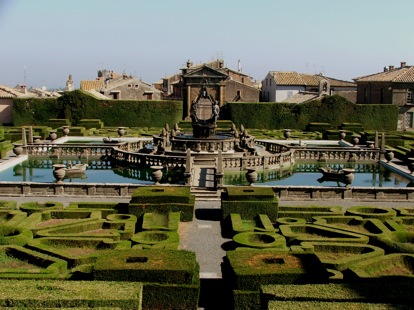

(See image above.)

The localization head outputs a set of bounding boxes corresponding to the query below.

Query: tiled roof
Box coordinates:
[354,66,414,83]
[80,80,105,91]
[0,85,33,98]
[282,92,321,103]
[0,89,15,98]
[270,71,355,87]
[85,89,109,99]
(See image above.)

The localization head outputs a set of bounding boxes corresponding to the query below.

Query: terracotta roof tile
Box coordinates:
[270,71,355,87]
[354,66,414,83]
[0,89,15,98]
[80,80,105,91]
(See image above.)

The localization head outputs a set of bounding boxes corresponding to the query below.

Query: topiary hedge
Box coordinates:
[227,95,397,131]
[13,90,183,127]
[0,279,143,308]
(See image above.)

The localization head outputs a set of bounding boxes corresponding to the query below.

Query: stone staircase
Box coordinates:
[190,165,221,201]
[190,187,221,201]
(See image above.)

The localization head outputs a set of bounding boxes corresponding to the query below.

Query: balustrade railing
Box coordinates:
[24,140,382,171]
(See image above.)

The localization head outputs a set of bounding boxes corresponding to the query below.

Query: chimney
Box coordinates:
[383,66,388,72]
[21,84,27,94]
[401,61,407,68]
[389,65,394,71]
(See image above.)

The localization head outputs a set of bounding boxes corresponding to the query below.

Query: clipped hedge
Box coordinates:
[233,232,286,249]
[78,118,104,129]
[222,186,278,222]
[142,212,180,231]
[93,249,198,285]
[222,186,276,201]
[0,225,33,246]
[0,245,68,279]
[13,90,183,127]
[128,200,195,222]
[279,224,370,245]
[19,201,64,216]
[305,122,331,132]
[13,98,60,126]
[0,200,18,209]
[130,186,192,204]
[129,187,195,222]
[0,279,143,308]
[226,249,328,291]
[262,283,414,307]
[346,206,397,220]
[227,95,397,130]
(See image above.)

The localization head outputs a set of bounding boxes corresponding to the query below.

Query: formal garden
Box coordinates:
[0,186,414,309]
[0,92,413,309]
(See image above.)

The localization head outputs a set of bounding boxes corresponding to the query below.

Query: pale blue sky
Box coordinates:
[0,0,413,89]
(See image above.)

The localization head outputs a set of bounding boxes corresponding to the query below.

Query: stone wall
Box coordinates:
[0,182,412,201]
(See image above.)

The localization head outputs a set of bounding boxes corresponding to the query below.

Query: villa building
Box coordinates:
[0,85,60,125]
[80,70,162,100]
[179,59,261,119]
[354,62,414,130]
[262,71,356,103]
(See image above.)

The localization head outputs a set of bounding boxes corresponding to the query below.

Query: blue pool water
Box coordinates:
[0,160,411,187]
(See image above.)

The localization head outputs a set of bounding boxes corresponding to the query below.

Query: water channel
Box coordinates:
[1,158,411,188]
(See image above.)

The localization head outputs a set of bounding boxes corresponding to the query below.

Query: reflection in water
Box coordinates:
[2,158,185,185]
[223,162,412,188]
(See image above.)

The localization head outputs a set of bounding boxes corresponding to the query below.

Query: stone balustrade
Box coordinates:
[24,140,382,172]
[0,181,412,201]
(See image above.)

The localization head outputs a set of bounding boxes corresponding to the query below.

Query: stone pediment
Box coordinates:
[184,65,228,80]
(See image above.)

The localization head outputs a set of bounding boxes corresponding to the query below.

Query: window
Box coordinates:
[287,91,293,98]
[135,85,139,88]
[146,93,153,100]
[128,84,132,88]
[408,89,414,104]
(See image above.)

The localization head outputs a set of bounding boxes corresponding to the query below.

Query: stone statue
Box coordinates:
[66,74,74,91]
[213,101,220,124]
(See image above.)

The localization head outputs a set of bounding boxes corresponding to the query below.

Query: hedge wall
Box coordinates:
[13,98,60,126]
[13,90,183,127]
[227,95,398,131]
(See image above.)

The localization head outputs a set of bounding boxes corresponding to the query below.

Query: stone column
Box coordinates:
[186,85,192,119]
[374,131,379,148]
[219,84,225,106]
[28,126,33,144]
[184,148,192,186]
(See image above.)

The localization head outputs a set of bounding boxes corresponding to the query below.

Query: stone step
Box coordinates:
[191,188,221,201]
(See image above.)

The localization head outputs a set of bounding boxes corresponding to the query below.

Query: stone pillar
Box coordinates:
[381,133,385,151]
[215,150,224,188]
[374,131,379,148]
[186,85,192,119]
[219,84,225,106]
[28,126,33,144]
[184,148,192,186]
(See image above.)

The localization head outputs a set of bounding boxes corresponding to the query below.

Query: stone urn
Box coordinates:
[339,130,346,141]
[49,131,57,141]
[117,127,125,137]
[62,126,70,137]
[283,129,291,140]
[52,164,66,184]
[245,168,258,186]
[366,141,375,148]
[351,135,359,146]
[342,168,355,187]
[385,148,395,162]
[12,144,23,157]
[407,158,414,174]
[150,165,163,185]
[33,136,42,144]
